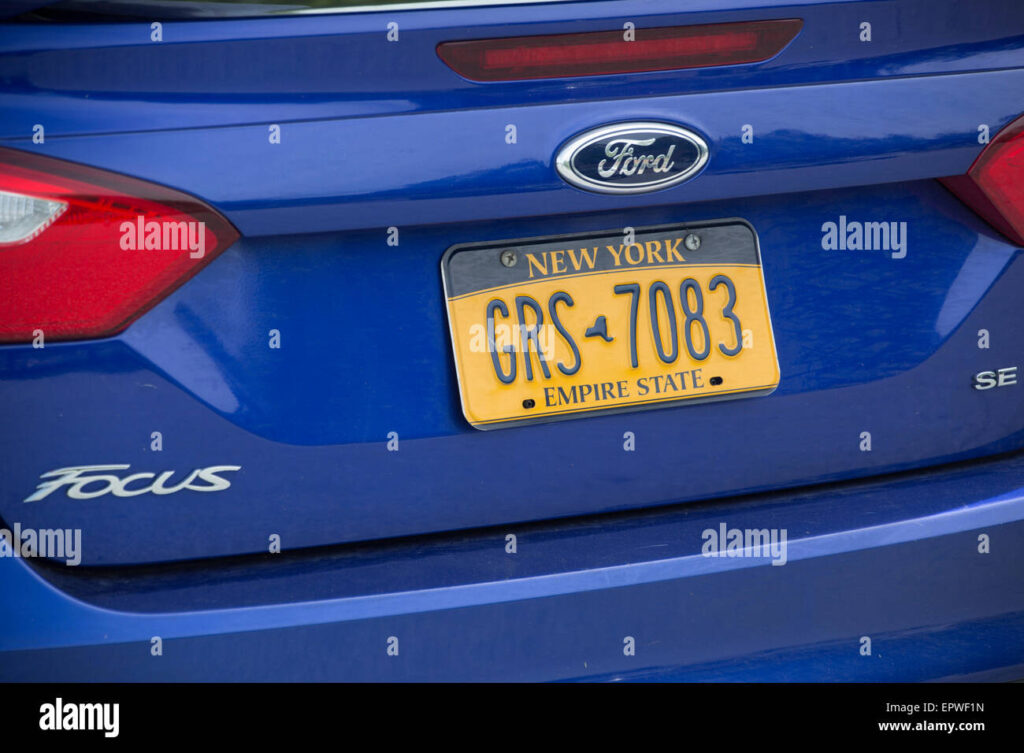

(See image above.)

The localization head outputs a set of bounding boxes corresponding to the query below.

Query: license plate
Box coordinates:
[442,220,780,429]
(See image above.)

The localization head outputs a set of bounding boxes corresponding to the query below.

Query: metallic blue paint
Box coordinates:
[3,450,1024,680]
[4,181,1022,564]
[1,0,1023,680]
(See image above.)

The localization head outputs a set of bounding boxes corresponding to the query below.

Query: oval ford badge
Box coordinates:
[555,122,709,194]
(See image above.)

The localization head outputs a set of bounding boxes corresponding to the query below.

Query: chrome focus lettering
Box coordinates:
[24,464,241,502]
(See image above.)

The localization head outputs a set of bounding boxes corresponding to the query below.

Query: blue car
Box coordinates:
[1,0,1023,683]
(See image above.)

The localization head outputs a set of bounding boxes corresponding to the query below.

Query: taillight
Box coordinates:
[941,114,1024,247]
[436,19,803,82]
[0,147,238,343]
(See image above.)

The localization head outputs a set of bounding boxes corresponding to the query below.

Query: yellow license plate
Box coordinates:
[442,220,779,429]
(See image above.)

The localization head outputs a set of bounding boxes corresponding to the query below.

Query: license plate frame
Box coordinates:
[441,219,780,430]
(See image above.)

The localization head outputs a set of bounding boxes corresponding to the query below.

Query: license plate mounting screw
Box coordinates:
[684,233,701,251]
[500,249,518,267]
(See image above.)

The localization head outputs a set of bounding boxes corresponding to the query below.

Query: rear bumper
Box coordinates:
[3,450,1023,682]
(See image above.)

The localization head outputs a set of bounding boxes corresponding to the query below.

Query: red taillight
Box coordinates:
[0,148,238,343]
[437,19,803,82]
[941,114,1024,247]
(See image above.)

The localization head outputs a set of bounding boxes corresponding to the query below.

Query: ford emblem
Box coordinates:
[555,121,709,194]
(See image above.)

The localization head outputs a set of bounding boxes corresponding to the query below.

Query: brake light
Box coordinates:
[436,19,803,82]
[941,114,1024,247]
[0,148,238,343]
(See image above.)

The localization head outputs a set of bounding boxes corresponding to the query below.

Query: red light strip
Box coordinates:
[437,20,803,82]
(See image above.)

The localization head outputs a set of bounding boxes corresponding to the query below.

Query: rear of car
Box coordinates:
[1,0,1023,681]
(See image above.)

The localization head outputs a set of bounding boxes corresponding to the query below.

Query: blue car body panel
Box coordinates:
[3,451,1024,681]
[1,0,1023,680]
[3,182,1024,565]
